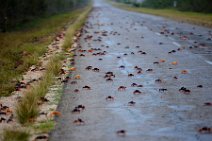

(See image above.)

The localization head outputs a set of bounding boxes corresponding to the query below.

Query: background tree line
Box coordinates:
[114,0,212,13]
[0,0,89,32]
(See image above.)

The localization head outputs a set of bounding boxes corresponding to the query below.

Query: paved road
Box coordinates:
[50,0,212,141]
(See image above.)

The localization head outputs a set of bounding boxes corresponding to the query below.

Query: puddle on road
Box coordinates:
[135,74,156,85]
[105,40,115,46]
[152,127,199,141]
[205,60,212,65]
[168,105,195,111]
[109,101,152,124]
[118,57,134,75]
[105,52,123,59]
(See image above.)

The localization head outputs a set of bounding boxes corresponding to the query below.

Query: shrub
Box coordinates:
[133,3,141,7]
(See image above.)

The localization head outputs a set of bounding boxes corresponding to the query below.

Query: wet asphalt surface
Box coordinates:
[49,0,212,141]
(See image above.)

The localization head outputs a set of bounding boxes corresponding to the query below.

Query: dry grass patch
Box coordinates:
[3,129,30,141]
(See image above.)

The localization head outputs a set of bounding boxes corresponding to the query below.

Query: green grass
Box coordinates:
[3,130,30,141]
[63,6,92,50]
[15,5,92,124]
[16,54,63,124]
[109,0,212,28]
[0,9,85,97]
[32,120,55,133]
[16,90,39,124]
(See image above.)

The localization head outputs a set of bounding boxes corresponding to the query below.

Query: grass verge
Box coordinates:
[63,6,92,50]
[108,0,212,28]
[3,2,92,140]
[15,4,92,125]
[16,54,62,124]
[32,120,55,133]
[0,8,86,97]
[3,129,30,141]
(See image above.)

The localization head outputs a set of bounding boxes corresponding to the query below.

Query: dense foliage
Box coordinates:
[142,0,212,13]
[141,0,173,8]
[114,0,212,13]
[177,0,212,13]
[0,0,88,32]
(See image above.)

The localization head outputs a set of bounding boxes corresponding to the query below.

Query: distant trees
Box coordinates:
[177,0,212,13]
[141,0,212,13]
[0,0,88,32]
[141,0,173,8]
[114,0,212,13]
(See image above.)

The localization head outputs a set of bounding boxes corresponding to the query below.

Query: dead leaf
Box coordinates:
[160,59,166,63]
[75,75,81,79]
[49,111,61,117]
[70,67,76,71]
[181,70,188,74]
[171,61,178,65]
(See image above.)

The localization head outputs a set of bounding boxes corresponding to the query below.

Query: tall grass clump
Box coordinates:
[15,56,61,124]
[16,90,39,124]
